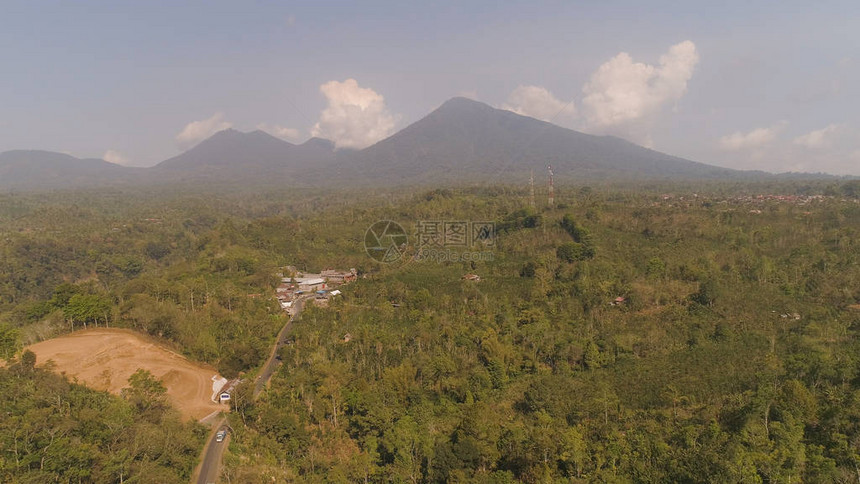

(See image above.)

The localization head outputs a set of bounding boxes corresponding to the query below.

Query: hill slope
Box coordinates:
[0,150,136,190]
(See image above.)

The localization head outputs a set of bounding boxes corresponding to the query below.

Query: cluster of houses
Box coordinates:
[276,267,356,313]
[655,193,834,209]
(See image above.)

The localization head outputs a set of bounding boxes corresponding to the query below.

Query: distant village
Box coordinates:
[210,267,358,406]
[275,266,357,314]
[653,193,850,210]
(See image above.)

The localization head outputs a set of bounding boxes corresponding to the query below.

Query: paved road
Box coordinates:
[195,422,229,484]
[254,297,305,397]
[193,297,306,483]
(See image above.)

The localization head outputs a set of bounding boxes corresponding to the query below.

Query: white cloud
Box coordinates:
[719,122,786,151]
[175,112,232,149]
[501,85,575,123]
[103,150,131,166]
[709,123,860,174]
[257,123,301,141]
[310,79,398,149]
[793,124,844,149]
[581,40,699,142]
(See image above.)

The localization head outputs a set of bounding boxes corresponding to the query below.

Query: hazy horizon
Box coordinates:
[2,1,859,174]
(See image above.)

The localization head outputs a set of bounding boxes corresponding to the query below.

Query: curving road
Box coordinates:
[193,296,306,484]
[195,422,229,484]
[255,297,305,397]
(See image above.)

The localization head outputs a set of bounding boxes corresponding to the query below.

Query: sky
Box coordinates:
[1,0,859,174]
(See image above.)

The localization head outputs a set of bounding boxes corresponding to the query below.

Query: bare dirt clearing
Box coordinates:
[27,328,224,420]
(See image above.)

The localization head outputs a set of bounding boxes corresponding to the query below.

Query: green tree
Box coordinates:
[20,349,36,372]
[0,323,19,359]
[690,278,718,307]
[383,415,427,483]
[557,242,593,263]
[121,369,169,419]
[583,341,601,370]
[64,293,111,328]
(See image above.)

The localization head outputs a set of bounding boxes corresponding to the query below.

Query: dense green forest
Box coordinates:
[1,180,860,482]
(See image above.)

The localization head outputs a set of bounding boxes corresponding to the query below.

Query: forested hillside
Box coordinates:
[0,353,204,482]
[223,184,860,482]
[1,181,859,482]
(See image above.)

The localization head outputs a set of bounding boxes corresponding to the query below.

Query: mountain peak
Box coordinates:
[348,94,739,183]
[247,129,286,141]
[156,127,297,171]
[206,128,240,139]
[301,137,335,150]
[436,96,492,113]
[200,128,284,144]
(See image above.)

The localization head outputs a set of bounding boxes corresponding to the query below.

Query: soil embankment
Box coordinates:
[27,328,224,420]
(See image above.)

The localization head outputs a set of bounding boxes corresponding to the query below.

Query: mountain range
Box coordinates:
[0,97,768,191]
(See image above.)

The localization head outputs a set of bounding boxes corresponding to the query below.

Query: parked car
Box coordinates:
[215,430,227,442]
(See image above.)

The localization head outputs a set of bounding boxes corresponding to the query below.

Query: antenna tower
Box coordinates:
[547,164,555,207]
[529,170,535,209]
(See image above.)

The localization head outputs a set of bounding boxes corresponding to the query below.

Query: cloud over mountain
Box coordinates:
[103,149,131,166]
[582,40,699,144]
[175,113,232,149]
[719,122,786,151]
[311,79,398,149]
[257,123,301,141]
[501,85,575,123]
[793,124,844,149]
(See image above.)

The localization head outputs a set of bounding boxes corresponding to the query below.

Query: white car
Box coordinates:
[215,430,227,442]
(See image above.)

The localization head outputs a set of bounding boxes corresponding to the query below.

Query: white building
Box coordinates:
[296,277,326,291]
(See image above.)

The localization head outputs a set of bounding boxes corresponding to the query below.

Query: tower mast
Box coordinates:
[547,165,555,207]
[529,170,535,209]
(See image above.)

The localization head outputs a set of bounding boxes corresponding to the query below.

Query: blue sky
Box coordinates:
[2,0,859,174]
